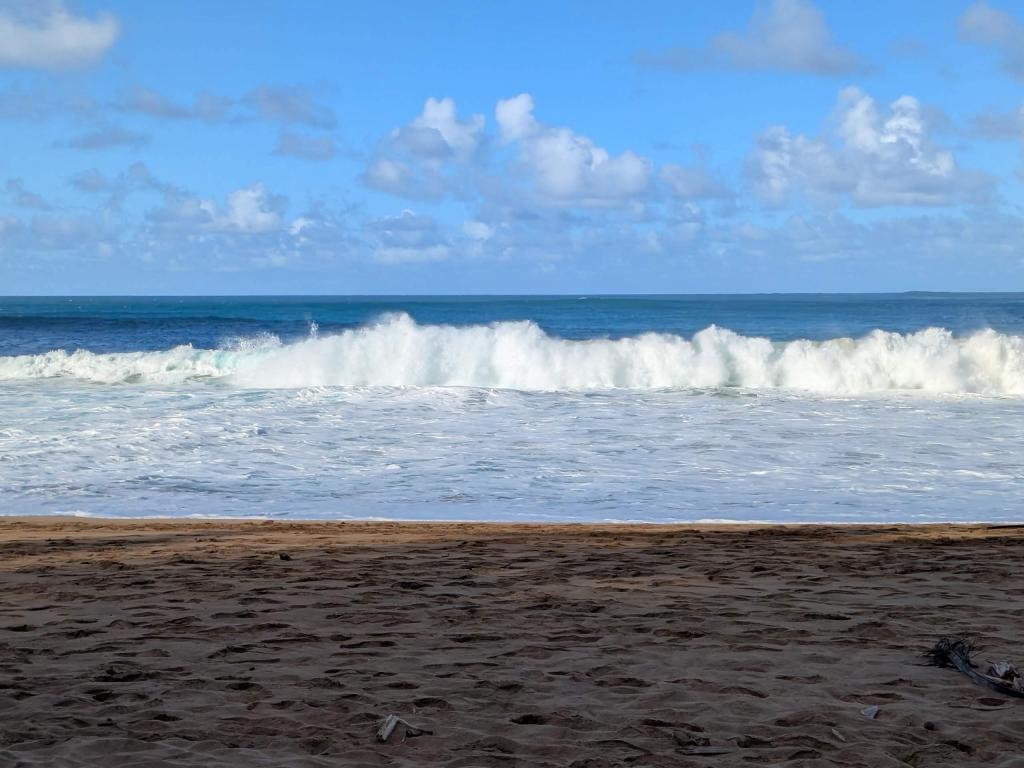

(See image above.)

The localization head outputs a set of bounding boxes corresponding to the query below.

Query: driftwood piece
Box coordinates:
[403,721,432,738]
[377,714,400,742]
[989,660,1022,683]
[376,714,434,743]
[925,638,1024,699]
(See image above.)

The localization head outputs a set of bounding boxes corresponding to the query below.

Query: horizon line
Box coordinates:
[3,290,1024,299]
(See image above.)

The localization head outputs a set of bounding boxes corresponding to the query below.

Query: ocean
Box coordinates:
[1,294,1023,523]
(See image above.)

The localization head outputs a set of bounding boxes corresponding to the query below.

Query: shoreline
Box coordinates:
[6,514,1024,527]
[3,518,1024,766]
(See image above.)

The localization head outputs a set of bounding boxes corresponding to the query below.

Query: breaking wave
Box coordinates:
[2,313,1024,395]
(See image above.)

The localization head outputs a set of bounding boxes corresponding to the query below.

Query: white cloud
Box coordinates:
[0,1,119,70]
[463,220,493,241]
[641,0,860,75]
[495,93,652,207]
[495,93,535,143]
[747,87,990,207]
[366,94,657,208]
[368,210,451,263]
[220,184,284,233]
[363,97,485,199]
[148,183,286,235]
[406,97,485,157]
[363,157,419,196]
[959,2,1024,80]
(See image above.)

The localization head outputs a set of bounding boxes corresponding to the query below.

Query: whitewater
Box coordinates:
[3,313,1024,395]
[2,295,1023,524]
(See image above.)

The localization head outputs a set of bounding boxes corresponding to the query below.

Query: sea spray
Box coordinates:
[1,313,1023,395]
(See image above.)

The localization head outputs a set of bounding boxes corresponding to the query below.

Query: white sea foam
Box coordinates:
[3,362,1024,523]
[2,313,1024,395]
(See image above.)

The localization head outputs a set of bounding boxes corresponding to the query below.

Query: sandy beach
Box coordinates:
[2,518,1023,767]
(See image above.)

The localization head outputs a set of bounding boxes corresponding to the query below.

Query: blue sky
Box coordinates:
[1,0,1023,294]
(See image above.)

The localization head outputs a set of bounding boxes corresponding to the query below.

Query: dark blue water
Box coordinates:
[2,293,1023,356]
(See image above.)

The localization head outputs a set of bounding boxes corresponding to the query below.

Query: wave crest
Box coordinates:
[2,313,1023,394]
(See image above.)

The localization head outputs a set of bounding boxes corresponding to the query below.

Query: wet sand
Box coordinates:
[1,518,1023,767]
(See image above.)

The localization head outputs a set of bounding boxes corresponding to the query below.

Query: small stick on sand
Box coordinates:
[925,638,1024,699]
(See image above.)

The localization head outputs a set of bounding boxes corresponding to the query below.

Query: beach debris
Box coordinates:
[925,637,1024,699]
[989,660,1019,681]
[376,714,433,743]
[831,728,846,742]
[278,552,292,561]
[861,705,880,719]
[377,715,400,743]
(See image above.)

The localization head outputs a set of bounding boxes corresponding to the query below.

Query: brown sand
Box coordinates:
[1,518,1023,767]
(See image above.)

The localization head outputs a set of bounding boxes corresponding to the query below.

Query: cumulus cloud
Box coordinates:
[274,132,336,161]
[367,209,450,263]
[363,96,485,199]
[462,219,493,241]
[4,164,360,273]
[364,93,738,220]
[402,97,485,157]
[746,87,990,207]
[281,203,358,255]
[363,157,423,197]
[218,184,285,233]
[0,1,119,70]
[148,183,286,234]
[494,94,535,143]
[495,93,652,207]
[959,2,1024,80]
[640,0,861,75]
